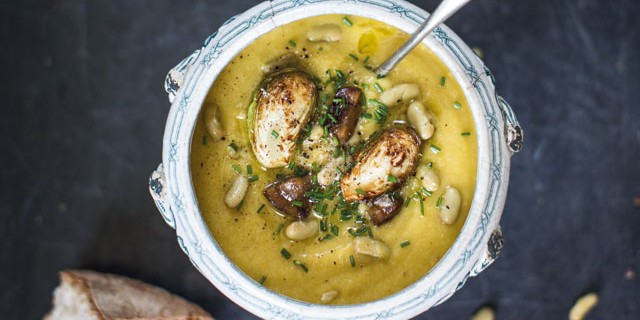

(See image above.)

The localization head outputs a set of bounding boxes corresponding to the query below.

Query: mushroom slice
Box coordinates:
[366,193,403,226]
[248,69,317,168]
[263,175,313,219]
[340,127,421,201]
[326,87,363,145]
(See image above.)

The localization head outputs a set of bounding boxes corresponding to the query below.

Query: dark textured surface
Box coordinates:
[1,0,639,319]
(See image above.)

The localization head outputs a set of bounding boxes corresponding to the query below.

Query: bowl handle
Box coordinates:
[497,96,524,154]
[149,163,176,229]
[164,49,201,104]
[470,226,504,276]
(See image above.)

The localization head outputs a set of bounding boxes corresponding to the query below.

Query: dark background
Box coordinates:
[1,0,639,319]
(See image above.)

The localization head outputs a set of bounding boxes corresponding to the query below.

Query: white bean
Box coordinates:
[406,101,435,140]
[353,237,390,259]
[378,83,420,107]
[309,124,324,141]
[320,290,339,303]
[204,104,224,141]
[260,53,296,73]
[224,175,248,208]
[316,157,345,186]
[439,186,461,224]
[285,219,319,241]
[416,164,440,192]
[471,307,495,320]
[306,24,342,42]
[569,293,598,320]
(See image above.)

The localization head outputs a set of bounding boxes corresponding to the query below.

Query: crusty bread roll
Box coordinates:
[44,270,213,320]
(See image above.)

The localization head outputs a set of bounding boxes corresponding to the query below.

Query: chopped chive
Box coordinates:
[361,82,370,90]
[400,240,411,248]
[232,164,242,173]
[335,70,346,80]
[361,112,372,119]
[349,255,356,267]
[461,132,471,136]
[403,197,411,208]
[271,130,279,139]
[280,248,292,260]
[373,83,384,93]
[258,275,267,285]
[368,99,386,107]
[436,195,443,208]
[248,175,259,183]
[320,234,333,241]
[202,135,207,145]
[355,189,366,195]
[246,164,253,174]
[454,101,462,109]
[331,224,339,236]
[274,223,284,235]
[236,199,244,210]
[323,125,330,137]
[342,16,353,26]
[363,56,370,63]
[319,47,324,52]
[440,76,446,87]
[430,144,441,154]
[333,146,341,158]
[427,162,433,168]
[288,39,296,47]
[327,113,338,124]
[293,260,308,272]
[292,200,304,207]
[348,53,359,61]
[257,204,265,213]
[320,219,327,232]
[421,187,433,197]
[387,175,398,183]
[229,142,239,151]
[419,195,424,215]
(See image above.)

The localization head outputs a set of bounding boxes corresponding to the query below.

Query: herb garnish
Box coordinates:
[342,17,353,27]
[400,240,411,248]
[349,255,356,267]
[232,164,242,173]
[293,260,308,272]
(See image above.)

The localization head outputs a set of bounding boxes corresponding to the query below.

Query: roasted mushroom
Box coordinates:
[326,87,363,145]
[248,68,317,168]
[263,175,313,219]
[366,193,403,225]
[341,126,421,201]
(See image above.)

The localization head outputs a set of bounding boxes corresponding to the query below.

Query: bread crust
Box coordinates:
[45,270,213,320]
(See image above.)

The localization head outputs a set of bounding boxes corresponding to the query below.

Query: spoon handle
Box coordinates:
[375,0,472,77]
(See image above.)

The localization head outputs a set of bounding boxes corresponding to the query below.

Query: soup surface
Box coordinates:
[191,15,477,304]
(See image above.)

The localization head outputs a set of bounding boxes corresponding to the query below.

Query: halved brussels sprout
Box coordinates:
[248,68,317,168]
[340,126,421,201]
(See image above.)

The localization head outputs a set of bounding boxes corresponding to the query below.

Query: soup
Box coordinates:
[191,14,477,304]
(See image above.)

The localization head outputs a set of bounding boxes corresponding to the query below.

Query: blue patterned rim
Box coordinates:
[160,0,513,318]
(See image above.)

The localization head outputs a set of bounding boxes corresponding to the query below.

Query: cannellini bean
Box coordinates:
[309,124,324,141]
[569,293,598,320]
[406,101,435,140]
[285,219,319,241]
[471,307,495,320]
[353,237,390,259]
[204,104,224,141]
[307,24,342,42]
[378,83,420,107]
[224,175,248,208]
[439,186,461,224]
[260,53,296,73]
[316,157,346,186]
[320,290,339,303]
[226,145,239,159]
[416,164,440,192]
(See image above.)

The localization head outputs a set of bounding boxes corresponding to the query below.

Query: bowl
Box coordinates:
[148,0,523,318]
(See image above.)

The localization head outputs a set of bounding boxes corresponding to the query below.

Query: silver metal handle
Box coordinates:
[375,0,472,77]
[149,164,176,229]
[164,49,201,103]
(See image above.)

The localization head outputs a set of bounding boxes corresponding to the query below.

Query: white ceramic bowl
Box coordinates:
[149,0,523,318]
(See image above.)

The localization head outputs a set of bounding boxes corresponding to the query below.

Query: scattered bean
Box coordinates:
[569,293,598,320]
[307,24,342,42]
[416,164,440,192]
[320,290,339,303]
[439,186,461,224]
[471,306,495,320]
[285,219,319,241]
[204,104,224,141]
[406,101,435,140]
[378,83,420,107]
[353,237,390,259]
[224,175,248,208]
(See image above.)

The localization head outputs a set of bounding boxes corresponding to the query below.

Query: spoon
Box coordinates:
[375,0,472,77]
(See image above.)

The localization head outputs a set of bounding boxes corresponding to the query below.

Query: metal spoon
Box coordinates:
[375,0,472,77]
